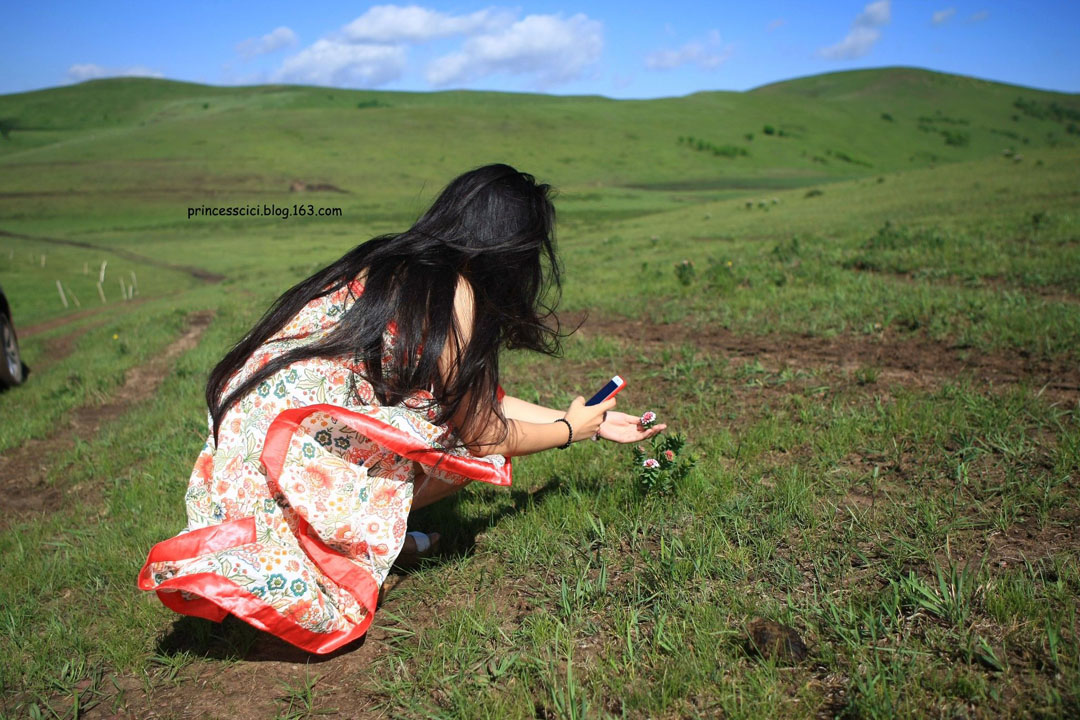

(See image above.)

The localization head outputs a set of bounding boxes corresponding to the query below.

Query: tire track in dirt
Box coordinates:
[0,311,215,530]
[19,296,154,339]
[18,320,105,376]
[0,228,225,283]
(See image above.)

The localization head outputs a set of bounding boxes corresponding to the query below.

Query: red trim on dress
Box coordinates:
[138,397,511,655]
[260,403,513,487]
[137,516,379,654]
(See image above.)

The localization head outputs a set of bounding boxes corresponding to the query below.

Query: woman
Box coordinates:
[138,164,665,654]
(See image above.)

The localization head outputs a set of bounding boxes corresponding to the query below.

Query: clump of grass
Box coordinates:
[862,221,945,251]
[825,148,873,167]
[854,365,880,385]
[771,236,802,264]
[275,670,335,719]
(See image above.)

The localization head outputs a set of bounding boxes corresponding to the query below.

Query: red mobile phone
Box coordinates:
[586,375,626,406]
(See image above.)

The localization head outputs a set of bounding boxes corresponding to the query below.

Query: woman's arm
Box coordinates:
[435,278,613,458]
[501,394,565,423]
[472,396,615,457]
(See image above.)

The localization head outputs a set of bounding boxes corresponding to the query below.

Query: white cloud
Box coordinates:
[342,5,512,43]
[931,8,956,25]
[272,6,602,91]
[819,0,891,60]
[859,0,891,26]
[236,27,298,59]
[645,30,732,71]
[273,39,406,87]
[767,18,786,32]
[969,10,989,22]
[426,13,603,89]
[67,64,164,82]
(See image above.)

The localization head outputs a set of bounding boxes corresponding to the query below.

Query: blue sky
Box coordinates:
[2,1,1077,98]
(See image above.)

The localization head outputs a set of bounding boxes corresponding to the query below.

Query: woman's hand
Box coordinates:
[596,411,667,443]
[564,396,616,444]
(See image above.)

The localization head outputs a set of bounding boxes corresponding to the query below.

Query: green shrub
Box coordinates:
[674,259,696,286]
[0,117,20,139]
[942,129,970,147]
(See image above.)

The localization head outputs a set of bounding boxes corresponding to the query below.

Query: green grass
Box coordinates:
[0,68,1078,718]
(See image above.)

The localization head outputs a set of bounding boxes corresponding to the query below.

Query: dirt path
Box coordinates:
[0,311,214,530]
[0,228,225,283]
[19,296,155,339]
[24,320,105,372]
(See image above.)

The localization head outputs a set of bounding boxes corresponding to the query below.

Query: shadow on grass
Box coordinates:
[155,614,368,664]
[400,474,566,571]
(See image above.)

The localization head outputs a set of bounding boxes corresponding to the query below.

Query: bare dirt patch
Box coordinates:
[565,311,1080,406]
[289,180,349,193]
[0,311,214,530]
[846,264,1080,306]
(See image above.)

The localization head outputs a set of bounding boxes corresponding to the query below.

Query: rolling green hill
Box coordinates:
[0,67,1076,238]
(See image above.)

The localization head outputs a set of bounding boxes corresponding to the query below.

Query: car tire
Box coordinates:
[0,312,25,388]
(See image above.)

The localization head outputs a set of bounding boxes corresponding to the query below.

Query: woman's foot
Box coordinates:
[395,531,440,567]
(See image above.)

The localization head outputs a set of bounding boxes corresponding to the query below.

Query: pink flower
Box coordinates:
[643,458,660,469]
[639,411,657,429]
[663,449,675,462]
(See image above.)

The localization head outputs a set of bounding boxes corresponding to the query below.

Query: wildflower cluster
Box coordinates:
[632,433,695,496]
[674,259,696,286]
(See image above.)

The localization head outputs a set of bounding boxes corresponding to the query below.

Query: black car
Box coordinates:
[0,283,26,388]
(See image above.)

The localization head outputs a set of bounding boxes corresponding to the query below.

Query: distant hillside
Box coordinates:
[0,67,1077,228]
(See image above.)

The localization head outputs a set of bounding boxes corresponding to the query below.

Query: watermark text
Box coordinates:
[187,204,342,220]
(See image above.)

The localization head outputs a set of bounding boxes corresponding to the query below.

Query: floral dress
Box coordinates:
[137,278,511,654]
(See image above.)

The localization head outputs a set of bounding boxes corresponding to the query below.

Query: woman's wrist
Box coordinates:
[553,417,573,449]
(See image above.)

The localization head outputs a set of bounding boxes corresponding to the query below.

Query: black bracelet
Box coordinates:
[554,418,573,449]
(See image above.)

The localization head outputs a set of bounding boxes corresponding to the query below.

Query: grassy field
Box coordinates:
[0,68,1078,718]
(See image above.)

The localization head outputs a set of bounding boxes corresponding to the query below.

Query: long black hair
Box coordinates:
[206,164,562,451]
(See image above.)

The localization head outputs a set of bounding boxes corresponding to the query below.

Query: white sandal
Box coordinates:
[406,531,434,554]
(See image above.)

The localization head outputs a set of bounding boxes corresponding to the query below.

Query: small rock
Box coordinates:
[745,618,808,664]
